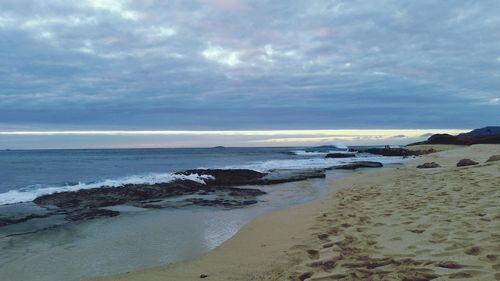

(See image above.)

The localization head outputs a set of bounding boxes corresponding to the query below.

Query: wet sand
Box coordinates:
[95,144,500,281]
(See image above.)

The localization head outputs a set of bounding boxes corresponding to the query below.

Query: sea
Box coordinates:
[0,146,405,281]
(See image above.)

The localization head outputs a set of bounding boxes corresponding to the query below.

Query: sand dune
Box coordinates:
[95,145,500,281]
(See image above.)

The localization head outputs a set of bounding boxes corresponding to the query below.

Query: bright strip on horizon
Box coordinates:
[0,129,469,136]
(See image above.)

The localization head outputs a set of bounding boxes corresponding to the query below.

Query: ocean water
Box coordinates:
[0,146,395,205]
[0,146,405,281]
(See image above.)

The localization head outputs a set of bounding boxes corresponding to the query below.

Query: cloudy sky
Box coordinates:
[0,0,498,148]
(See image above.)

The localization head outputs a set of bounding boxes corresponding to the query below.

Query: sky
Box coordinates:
[0,0,498,148]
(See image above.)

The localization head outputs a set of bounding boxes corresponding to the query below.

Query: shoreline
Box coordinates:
[94,144,500,281]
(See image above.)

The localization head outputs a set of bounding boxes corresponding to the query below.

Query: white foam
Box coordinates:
[291,150,329,156]
[229,154,405,172]
[0,173,214,206]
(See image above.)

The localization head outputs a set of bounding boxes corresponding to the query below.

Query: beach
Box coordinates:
[95,144,500,281]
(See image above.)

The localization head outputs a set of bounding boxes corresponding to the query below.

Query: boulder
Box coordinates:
[486,155,500,163]
[417,162,440,169]
[325,153,356,158]
[332,161,383,170]
[456,159,479,167]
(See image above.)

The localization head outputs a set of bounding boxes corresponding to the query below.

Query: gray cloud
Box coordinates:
[0,0,499,132]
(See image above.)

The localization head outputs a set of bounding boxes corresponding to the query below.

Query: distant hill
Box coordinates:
[459,126,500,137]
[409,126,500,146]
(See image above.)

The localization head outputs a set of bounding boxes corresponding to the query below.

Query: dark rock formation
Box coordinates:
[325,153,356,158]
[183,198,258,208]
[261,169,325,184]
[365,148,417,157]
[0,214,51,227]
[417,162,440,169]
[66,208,120,221]
[18,168,328,226]
[456,159,479,167]
[331,161,383,170]
[33,180,266,211]
[175,169,265,186]
[486,155,500,162]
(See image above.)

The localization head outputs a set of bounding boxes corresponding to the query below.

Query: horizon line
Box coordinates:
[0,129,470,136]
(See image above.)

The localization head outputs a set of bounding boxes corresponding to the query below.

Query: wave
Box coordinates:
[0,173,214,206]
[291,150,355,156]
[230,154,404,172]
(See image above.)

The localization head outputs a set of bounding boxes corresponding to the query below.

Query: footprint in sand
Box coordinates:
[464,246,481,256]
[290,271,312,281]
[317,233,329,241]
[408,228,426,234]
[307,249,320,260]
[486,254,499,262]
[448,270,484,279]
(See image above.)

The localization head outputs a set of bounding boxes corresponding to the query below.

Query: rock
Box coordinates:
[0,214,50,227]
[456,159,479,167]
[325,153,356,158]
[27,167,332,225]
[175,169,266,186]
[417,162,440,169]
[262,169,325,184]
[486,155,500,162]
[12,167,341,227]
[331,161,383,170]
[200,274,208,278]
[365,148,417,157]
[65,208,120,221]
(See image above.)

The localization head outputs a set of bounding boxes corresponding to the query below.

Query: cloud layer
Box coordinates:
[0,0,499,132]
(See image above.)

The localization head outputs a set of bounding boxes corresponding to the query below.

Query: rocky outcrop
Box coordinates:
[486,155,500,162]
[456,159,479,167]
[20,168,327,226]
[331,161,383,170]
[365,148,417,157]
[417,162,440,169]
[325,153,356,158]
[33,179,266,214]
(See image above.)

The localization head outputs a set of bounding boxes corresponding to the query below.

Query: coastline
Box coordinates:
[94,144,500,281]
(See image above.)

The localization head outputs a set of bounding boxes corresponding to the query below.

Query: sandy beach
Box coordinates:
[95,144,500,281]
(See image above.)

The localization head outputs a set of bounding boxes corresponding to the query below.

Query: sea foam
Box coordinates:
[0,173,214,206]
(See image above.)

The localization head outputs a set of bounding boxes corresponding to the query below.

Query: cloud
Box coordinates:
[202,45,241,66]
[0,0,498,136]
